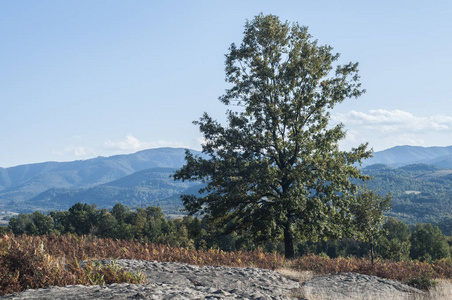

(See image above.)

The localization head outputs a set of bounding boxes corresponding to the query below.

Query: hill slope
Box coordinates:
[27,168,202,213]
[362,163,452,224]
[0,148,201,205]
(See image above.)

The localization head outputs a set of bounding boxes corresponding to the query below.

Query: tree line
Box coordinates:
[4,202,451,263]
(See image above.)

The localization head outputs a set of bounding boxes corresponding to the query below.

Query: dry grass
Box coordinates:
[423,279,452,300]
[276,268,315,283]
[293,283,424,300]
[286,275,452,300]
[297,289,419,300]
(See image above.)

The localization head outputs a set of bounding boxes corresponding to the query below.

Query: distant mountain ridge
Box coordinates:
[0,148,198,190]
[2,145,452,220]
[28,167,202,213]
[364,145,452,168]
[0,148,203,212]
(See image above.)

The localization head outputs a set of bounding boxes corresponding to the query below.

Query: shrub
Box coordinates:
[0,234,146,296]
[404,273,439,291]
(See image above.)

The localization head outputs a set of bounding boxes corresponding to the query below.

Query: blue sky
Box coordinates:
[1,0,451,168]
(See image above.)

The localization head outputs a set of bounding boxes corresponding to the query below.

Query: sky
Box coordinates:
[1,0,451,168]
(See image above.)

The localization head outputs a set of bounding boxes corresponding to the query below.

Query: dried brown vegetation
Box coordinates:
[2,233,452,296]
[0,234,146,296]
[293,254,452,288]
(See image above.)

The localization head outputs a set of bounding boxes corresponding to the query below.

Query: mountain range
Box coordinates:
[0,148,203,214]
[2,145,452,223]
[363,145,452,168]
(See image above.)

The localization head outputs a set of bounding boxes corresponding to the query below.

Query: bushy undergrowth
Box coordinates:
[3,233,286,269]
[404,273,439,291]
[2,233,452,295]
[0,234,145,296]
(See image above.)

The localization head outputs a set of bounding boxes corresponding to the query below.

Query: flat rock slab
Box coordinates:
[301,272,424,300]
[1,259,299,299]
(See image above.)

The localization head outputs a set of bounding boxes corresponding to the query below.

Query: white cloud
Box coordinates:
[51,146,96,157]
[333,109,452,133]
[193,136,206,149]
[333,109,452,151]
[103,134,188,152]
[104,135,144,151]
[51,135,190,163]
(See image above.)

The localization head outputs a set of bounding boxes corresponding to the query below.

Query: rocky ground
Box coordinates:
[301,272,424,300]
[1,259,424,299]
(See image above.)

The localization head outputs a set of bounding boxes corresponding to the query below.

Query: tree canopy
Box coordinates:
[410,223,450,262]
[173,14,372,258]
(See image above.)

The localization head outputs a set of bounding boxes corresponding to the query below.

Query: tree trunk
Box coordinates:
[370,239,375,266]
[284,226,295,259]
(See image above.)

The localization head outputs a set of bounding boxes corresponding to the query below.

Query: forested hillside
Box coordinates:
[28,168,202,215]
[362,164,452,223]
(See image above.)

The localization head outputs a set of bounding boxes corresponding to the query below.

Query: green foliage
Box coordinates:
[67,203,98,235]
[174,14,371,258]
[352,191,392,240]
[97,209,118,238]
[30,211,55,235]
[296,238,369,259]
[0,226,10,234]
[111,203,128,224]
[7,212,54,235]
[410,223,450,262]
[80,259,146,285]
[8,214,33,235]
[351,190,392,264]
[434,217,452,236]
[383,217,412,241]
[377,218,411,261]
[379,238,411,262]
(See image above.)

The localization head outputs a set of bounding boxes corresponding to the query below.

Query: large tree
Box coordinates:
[174,14,371,258]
